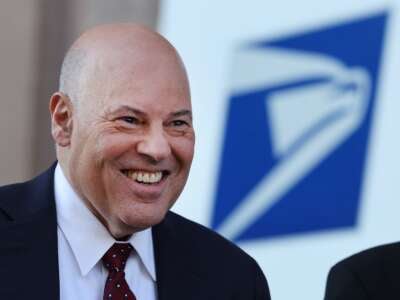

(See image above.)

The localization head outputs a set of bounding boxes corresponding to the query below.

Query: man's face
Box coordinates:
[66,48,195,237]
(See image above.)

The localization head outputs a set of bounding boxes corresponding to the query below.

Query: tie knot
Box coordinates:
[102,243,133,273]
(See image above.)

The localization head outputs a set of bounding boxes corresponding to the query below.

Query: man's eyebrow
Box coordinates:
[170,109,192,119]
[106,106,192,119]
[107,105,147,117]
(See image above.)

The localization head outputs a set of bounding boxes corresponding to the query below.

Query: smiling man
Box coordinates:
[0,24,270,300]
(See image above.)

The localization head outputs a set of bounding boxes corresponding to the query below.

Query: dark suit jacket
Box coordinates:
[0,166,270,300]
[324,243,400,300]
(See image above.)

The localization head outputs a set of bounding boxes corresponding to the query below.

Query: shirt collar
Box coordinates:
[54,164,156,280]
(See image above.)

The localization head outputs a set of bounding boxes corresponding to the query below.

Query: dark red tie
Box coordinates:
[102,243,136,300]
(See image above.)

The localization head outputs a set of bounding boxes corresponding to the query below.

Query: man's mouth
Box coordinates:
[121,170,169,184]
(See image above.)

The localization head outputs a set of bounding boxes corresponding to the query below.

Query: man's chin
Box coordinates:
[121,211,168,233]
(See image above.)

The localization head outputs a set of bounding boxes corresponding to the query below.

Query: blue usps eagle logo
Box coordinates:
[211,13,387,242]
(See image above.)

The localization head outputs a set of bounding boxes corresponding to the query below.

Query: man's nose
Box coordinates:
[136,125,172,162]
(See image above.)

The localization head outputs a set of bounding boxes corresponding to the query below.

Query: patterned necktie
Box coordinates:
[102,243,136,300]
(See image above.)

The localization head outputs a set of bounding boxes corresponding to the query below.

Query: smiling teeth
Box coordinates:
[127,171,163,183]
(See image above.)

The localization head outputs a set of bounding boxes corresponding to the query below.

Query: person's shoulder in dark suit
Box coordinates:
[156,212,271,300]
[324,242,400,300]
[0,166,55,226]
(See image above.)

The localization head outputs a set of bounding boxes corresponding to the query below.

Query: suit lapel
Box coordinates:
[152,214,204,300]
[0,166,59,299]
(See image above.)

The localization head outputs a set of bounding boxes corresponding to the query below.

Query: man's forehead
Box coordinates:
[81,41,184,86]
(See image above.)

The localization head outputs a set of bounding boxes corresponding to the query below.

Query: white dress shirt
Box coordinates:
[54,164,157,300]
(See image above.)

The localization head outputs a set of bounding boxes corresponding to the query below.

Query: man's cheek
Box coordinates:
[99,135,136,158]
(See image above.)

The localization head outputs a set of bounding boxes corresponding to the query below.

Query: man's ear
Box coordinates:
[49,92,74,147]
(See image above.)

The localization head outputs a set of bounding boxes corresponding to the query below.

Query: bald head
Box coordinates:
[59,23,187,106]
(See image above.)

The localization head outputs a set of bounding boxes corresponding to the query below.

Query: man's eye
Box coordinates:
[171,120,188,127]
[120,116,138,124]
